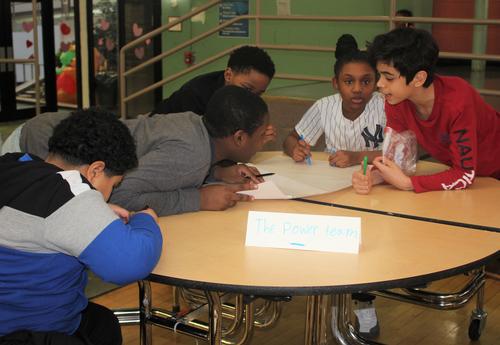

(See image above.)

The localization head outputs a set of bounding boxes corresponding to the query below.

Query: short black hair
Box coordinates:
[367,28,439,87]
[396,9,413,17]
[333,34,375,76]
[227,45,275,79]
[395,9,414,28]
[48,108,138,175]
[396,8,413,17]
[203,85,268,138]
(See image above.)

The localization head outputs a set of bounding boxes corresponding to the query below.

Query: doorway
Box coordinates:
[0,0,57,122]
[85,0,162,115]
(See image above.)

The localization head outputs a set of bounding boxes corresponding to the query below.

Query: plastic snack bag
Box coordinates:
[382,127,417,175]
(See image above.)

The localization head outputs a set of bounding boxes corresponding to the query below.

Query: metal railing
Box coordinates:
[118,0,500,117]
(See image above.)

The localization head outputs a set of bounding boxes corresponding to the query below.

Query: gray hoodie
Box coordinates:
[20,111,214,216]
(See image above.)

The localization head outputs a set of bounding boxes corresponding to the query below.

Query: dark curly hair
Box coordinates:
[48,108,138,175]
[203,85,268,138]
[333,34,375,77]
[367,28,439,87]
[227,45,275,79]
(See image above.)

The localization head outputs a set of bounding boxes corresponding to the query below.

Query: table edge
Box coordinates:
[147,251,499,296]
[296,198,500,233]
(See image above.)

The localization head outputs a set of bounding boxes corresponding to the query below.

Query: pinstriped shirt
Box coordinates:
[295,92,386,152]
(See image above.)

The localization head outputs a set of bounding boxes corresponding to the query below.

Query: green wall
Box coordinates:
[161,0,433,99]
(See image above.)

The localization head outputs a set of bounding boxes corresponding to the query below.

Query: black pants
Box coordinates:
[0,302,122,345]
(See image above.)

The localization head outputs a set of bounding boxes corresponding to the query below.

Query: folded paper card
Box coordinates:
[245,211,361,254]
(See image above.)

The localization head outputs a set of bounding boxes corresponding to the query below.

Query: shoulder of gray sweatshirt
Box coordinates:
[111,113,213,216]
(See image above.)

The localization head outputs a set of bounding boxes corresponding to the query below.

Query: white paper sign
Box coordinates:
[245,211,361,254]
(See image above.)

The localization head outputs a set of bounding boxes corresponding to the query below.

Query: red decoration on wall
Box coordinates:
[60,22,71,35]
[134,47,145,59]
[26,40,33,48]
[22,21,34,32]
[132,23,143,37]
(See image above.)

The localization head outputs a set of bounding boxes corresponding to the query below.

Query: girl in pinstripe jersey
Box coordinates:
[283,34,386,169]
[284,34,385,338]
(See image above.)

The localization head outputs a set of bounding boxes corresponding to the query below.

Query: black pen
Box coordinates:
[245,172,275,179]
[255,173,275,178]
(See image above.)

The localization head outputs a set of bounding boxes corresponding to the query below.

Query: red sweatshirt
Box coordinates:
[385,75,500,193]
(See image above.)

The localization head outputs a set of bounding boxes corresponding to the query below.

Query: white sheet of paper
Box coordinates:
[250,155,358,198]
[238,180,292,199]
[246,211,361,254]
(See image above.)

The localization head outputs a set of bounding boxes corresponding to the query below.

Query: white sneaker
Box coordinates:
[353,301,380,339]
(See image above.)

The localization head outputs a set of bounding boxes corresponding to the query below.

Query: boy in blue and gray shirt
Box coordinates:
[0,109,162,345]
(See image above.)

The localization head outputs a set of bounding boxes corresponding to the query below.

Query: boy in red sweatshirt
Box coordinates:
[353,27,499,194]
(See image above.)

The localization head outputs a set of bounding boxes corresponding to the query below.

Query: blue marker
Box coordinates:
[298,134,312,165]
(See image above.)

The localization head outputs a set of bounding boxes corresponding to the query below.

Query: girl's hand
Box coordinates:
[372,156,413,191]
[292,139,311,162]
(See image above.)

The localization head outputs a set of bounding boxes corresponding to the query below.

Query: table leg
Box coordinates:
[206,290,223,345]
[171,286,181,313]
[305,295,330,345]
[139,280,153,345]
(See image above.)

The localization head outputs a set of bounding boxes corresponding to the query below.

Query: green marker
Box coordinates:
[362,156,368,175]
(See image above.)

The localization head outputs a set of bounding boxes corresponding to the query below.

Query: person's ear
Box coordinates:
[232,129,248,147]
[81,161,106,183]
[224,68,234,84]
[411,70,428,87]
[332,77,338,90]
